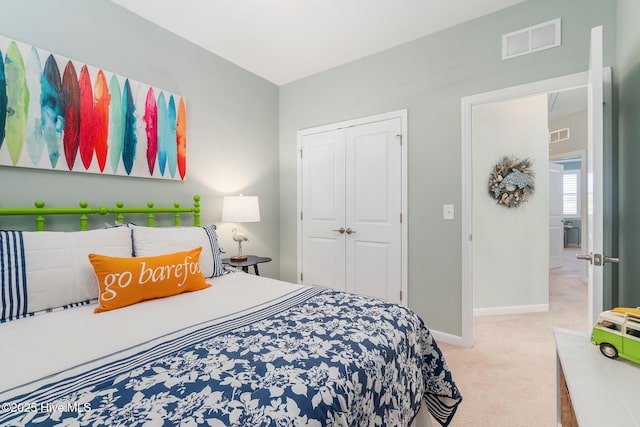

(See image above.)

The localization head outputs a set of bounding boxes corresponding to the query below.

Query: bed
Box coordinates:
[0,196,461,426]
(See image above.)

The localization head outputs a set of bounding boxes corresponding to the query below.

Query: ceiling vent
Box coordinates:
[502,18,561,60]
[549,127,570,144]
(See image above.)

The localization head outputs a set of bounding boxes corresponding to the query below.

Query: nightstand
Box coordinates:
[222,255,272,276]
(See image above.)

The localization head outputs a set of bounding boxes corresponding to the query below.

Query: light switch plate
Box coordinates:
[443,204,454,220]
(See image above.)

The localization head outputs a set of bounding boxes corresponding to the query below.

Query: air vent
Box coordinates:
[549,127,570,143]
[502,18,561,60]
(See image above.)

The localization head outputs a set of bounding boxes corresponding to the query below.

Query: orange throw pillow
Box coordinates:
[89,247,211,313]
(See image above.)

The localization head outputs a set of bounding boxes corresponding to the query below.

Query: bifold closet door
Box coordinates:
[345,118,402,302]
[300,129,347,291]
[300,118,402,302]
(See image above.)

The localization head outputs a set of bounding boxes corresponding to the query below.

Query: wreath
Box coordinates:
[488,156,535,208]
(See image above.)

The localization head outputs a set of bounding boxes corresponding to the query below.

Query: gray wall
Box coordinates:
[617,0,640,306]
[0,0,281,278]
[279,0,617,335]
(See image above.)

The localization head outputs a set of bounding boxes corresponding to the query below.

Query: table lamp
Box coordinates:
[221,195,261,261]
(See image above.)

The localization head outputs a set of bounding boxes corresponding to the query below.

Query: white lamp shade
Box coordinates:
[221,196,261,223]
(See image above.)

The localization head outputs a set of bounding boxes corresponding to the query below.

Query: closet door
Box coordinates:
[300,129,347,291]
[345,118,402,302]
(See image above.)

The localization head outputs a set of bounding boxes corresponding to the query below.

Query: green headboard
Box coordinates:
[0,195,201,231]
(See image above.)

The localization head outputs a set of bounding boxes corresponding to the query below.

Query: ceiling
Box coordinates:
[109,0,526,85]
[548,87,588,121]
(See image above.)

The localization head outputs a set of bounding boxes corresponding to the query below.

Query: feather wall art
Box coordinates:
[0,35,187,180]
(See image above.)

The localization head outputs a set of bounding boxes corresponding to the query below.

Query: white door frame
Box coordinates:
[461,70,611,348]
[296,109,408,305]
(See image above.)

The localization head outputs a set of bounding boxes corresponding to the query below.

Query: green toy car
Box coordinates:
[592,307,640,364]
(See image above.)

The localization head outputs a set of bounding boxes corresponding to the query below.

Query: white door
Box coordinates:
[300,117,403,302]
[580,25,607,327]
[549,162,564,269]
[300,129,346,291]
[345,119,402,302]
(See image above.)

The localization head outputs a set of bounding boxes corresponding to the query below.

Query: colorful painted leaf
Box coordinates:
[0,48,6,150]
[40,54,64,168]
[79,65,97,170]
[4,42,29,165]
[94,70,110,172]
[122,79,136,175]
[176,97,186,180]
[108,74,122,174]
[61,61,80,170]
[25,47,44,165]
[143,87,157,175]
[167,95,177,178]
[157,91,167,176]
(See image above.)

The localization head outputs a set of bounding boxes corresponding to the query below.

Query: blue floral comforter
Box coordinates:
[0,288,461,426]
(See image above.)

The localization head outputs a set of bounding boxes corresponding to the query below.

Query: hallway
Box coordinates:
[438,248,588,426]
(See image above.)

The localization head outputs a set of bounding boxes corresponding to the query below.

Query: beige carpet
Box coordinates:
[438,248,588,427]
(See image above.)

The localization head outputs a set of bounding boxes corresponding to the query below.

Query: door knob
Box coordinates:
[576,253,593,264]
[332,227,345,234]
[577,253,620,266]
[345,228,356,235]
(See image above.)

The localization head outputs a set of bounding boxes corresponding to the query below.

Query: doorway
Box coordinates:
[461,71,602,348]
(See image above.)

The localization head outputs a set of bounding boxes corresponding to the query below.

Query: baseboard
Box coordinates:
[430,329,466,347]
[474,304,549,316]
[430,304,550,347]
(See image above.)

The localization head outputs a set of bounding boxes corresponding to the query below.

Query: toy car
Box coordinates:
[591,307,640,364]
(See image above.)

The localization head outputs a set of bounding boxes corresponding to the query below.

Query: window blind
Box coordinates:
[563,173,578,215]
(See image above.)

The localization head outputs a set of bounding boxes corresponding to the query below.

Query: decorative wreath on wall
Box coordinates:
[488,156,535,208]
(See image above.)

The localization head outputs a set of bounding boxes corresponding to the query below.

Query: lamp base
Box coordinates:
[231,255,248,262]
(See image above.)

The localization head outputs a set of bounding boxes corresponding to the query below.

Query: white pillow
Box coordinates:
[130,224,223,278]
[23,227,133,314]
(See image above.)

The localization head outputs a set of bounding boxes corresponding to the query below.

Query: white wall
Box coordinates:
[472,95,550,311]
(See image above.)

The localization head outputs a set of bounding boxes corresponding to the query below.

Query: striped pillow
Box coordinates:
[1,227,134,322]
[0,231,28,322]
[131,224,224,278]
[202,224,224,277]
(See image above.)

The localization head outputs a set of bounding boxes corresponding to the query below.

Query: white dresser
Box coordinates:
[554,328,640,426]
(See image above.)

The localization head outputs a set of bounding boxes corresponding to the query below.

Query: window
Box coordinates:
[597,320,621,332]
[626,326,640,339]
[563,170,580,217]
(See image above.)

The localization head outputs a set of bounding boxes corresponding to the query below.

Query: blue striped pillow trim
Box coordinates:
[0,300,96,324]
[202,224,224,278]
[61,300,94,309]
[0,312,34,324]
[0,230,28,323]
